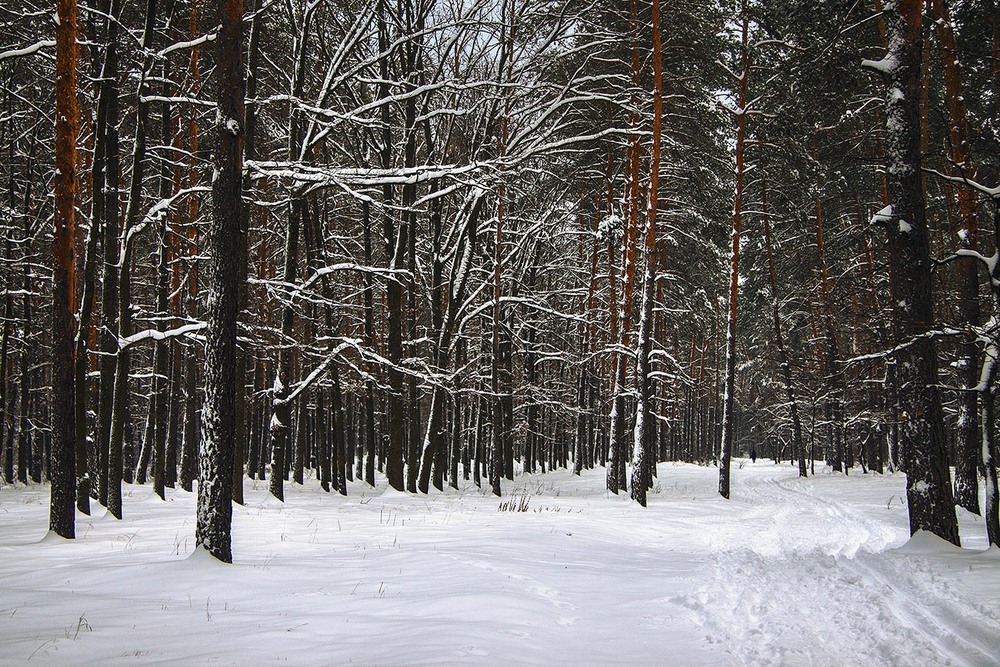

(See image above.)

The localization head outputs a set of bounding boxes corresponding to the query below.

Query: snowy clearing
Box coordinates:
[1,461,998,666]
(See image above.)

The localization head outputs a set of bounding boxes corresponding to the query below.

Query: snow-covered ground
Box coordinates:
[1,461,997,666]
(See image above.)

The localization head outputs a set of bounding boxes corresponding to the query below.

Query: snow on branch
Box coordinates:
[122,186,211,261]
[860,54,897,74]
[843,327,964,364]
[0,40,56,62]
[119,321,207,351]
[936,250,1000,286]
[290,263,410,297]
[281,338,360,405]
[157,33,216,58]
[246,161,488,190]
[922,168,1000,200]
[140,95,217,109]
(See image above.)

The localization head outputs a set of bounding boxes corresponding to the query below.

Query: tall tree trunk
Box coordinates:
[106,0,160,520]
[630,0,663,507]
[401,0,424,493]
[269,199,299,502]
[607,0,642,495]
[232,0,260,507]
[761,179,807,478]
[362,201,377,487]
[74,187,99,512]
[50,0,80,539]
[97,0,123,507]
[151,47,175,501]
[178,0,201,496]
[868,0,960,544]
[377,0,405,492]
[1,234,12,485]
[270,3,314,499]
[197,0,245,563]
[812,140,845,473]
[719,0,749,500]
[931,0,980,514]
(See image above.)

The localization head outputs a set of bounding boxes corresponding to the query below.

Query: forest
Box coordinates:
[1,0,999,562]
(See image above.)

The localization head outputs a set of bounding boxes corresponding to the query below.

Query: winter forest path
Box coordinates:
[0,462,997,665]
[690,469,1000,666]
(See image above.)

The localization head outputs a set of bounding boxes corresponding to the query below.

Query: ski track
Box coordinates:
[681,471,1000,667]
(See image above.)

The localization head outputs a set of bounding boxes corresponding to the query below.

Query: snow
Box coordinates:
[861,54,897,74]
[1,462,998,665]
[871,204,892,226]
[0,39,57,63]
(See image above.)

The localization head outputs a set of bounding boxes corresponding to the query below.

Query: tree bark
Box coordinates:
[97,0,123,508]
[761,179,807,478]
[50,0,80,539]
[931,0,980,514]
[106,0,160,520]
[197,0,245,563]
[630,0,663,507]
[719,0,749,500]
[872,0,960,544]
[607,0,642,495]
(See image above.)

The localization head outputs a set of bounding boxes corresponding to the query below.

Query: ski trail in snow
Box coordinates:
[681,470,1000,667]
[439,550,581,623]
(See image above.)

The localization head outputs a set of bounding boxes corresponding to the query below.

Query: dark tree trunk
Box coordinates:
[232,0,260,508]
[105,0,160,520]
[180,358,198,491]
[151,53,175,501]
[873,0,960,544]
[0,240,12,485]
[630,0,662,507]
[761,180,807,478]
[74,192,98,512]
[50,0,80,539]
[165,343,181,488]
[196,0,245,563]
[930,0,980,514]
[97,0,123,508]
[719,0,749,500]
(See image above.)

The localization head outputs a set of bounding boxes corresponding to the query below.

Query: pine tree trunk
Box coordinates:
[106,0,161,519]
[930,0,980,514]
[150,60,172,501]
[981,384,999,546]
[180,357,198,491]
[812,146,845,473]
[165,343,181,488]
[630,0,663,507]
[50,0,80,539]
[361,202,377,487]
[761,180,807,478]
[873,0,960,544]
[607,0,642,495]
[719,0,749,500]
[0,257,12,485]
[97,0,123,507]
[74,195,99,512]
[196,0,245,563]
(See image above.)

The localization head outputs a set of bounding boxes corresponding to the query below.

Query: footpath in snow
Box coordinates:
[0,461,998,666]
